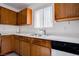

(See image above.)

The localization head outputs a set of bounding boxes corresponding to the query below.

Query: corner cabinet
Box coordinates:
[17,8,32,25]
[0,7,17,25]
[0,35,14,55]
[0,7,32,25]
[55,3,79,21]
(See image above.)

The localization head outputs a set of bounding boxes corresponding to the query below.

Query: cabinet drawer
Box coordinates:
[32,38,41,45]
[40,40,51,48]
[32,38,51,48]
[19,36,31,43]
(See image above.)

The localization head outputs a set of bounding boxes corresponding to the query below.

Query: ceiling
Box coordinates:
[0,3,52,12]
[4,3,32,11]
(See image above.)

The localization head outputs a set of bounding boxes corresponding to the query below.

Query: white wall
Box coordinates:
[19,4,79,37]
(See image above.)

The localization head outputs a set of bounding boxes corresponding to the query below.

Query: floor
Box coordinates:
[53,49,78,56]
[5,50,78,56]
[6,53,19,56]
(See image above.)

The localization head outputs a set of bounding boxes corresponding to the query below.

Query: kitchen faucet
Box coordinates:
[39,29,46,35]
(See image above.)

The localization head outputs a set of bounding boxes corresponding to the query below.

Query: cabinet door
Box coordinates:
[31,44,41,56]
[40,46,51,56]
[17,8,32,25]
[0,37,1,54]
[27,8,32,25]
[14,39,20,54]
[11,35,15,51]
[31,44,51,56]
[55,3,79,21]
[1,36,12,55]
[20,41,30,56]
[1,7,16,25]
[18,11,26,25]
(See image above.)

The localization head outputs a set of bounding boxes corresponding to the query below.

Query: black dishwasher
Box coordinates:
[51,40,79,55]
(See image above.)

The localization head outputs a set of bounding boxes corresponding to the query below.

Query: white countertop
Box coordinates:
[1,33,79,44]
[15,33,79,44]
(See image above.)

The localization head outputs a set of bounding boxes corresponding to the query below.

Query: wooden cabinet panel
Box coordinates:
[40,40,51,48]
[32,38,51,48]
[20,41,30,56]
[55,3,79,21]
[17,8,32,25]
[0,36,13,55]
[11,35,15,51]
[31,38,51,56]
[27,8,32,25]
[0,7,17,25]
[14,37,20,54]
[31,44,41,56]
[0,37,1,47]
[40,46,51,56]
[31,44,51,56]
[19,36,31,43]
[17,11,26,25]
[0,36,1,54]
[32,38,41,45]
[0,35,51,56]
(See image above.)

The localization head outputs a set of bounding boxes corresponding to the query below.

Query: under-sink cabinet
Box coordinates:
[0,35,51,56]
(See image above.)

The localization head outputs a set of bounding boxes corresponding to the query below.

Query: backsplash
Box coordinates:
[0,24,19,34]
[46,20,79,35]
[19,25,42,34]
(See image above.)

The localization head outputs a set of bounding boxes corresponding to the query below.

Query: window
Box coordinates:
[34,6,53,28]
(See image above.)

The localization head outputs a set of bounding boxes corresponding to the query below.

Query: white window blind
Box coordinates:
[44,6,53,28]
[34,9,43,28]
[34,6,53,28]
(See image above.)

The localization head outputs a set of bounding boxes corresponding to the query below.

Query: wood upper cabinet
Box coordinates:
[0,7,17,25]
[17,8,32,25]
[0,35,13,55]
[55,3,79,21]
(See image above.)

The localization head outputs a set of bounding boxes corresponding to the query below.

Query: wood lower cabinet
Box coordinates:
[0,37,1,54]
[31,44,41,56]
[20,41,30,56]
[0,35,51,56]
[0,35,13,55]
[31,38,51,56]
[14,36,20,54]
[31,44,51,56]
[40,46,51,56]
